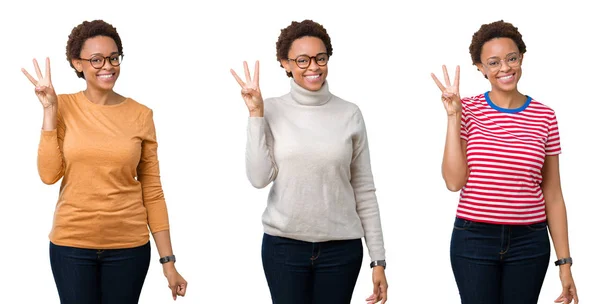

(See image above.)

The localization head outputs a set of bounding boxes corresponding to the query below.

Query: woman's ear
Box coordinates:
[475,63,488,79]
[72,59,82,73]
[280,59,290,73]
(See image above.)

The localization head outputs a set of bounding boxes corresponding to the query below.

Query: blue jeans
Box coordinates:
[262,233,363,304]
[49,241,151,304]
[450,217,551,304]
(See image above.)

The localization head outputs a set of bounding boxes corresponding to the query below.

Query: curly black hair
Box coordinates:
[276,20,333,77]
[66,20,123,79]
[469,20,526,65]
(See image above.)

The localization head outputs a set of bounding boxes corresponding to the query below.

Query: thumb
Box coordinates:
[35,85,49,93]
[178,283,187,296]
[241,87,257,95]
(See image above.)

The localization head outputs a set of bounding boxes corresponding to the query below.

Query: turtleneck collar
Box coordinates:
[289,79,333,106]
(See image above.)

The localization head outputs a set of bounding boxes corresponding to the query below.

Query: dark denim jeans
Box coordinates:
[450,217,551,304]
[49,241,151,304]
[262,233,363,304]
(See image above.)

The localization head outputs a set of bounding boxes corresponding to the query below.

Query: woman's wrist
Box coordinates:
[162,262,176,274]
[249,108,264,117]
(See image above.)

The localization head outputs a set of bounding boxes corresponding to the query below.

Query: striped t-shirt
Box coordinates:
[458,92,561,225]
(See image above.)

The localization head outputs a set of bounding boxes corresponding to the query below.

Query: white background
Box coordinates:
[1,0,598,303]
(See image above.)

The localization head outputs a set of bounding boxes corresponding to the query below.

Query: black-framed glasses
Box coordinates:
[288,53,329,69]
[483,53,522,72]
[79,53,124,69]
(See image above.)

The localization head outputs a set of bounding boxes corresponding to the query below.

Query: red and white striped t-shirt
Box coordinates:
[458,92,561,225]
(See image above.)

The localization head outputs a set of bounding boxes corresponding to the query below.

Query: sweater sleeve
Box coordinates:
[37,106,65,185]
[350,108,386,261]
[137,109,170,233]
[245,117,278,188]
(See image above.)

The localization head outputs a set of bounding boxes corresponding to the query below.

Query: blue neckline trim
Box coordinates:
[484,91,531,113]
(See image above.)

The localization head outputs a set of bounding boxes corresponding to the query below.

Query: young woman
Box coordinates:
[432,20,578,304]
[22,20,187,303]
[231,20,388,304]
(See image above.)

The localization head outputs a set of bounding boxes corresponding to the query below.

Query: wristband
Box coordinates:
[554,257,572,266]
[159,255,176,264]
[370,260,386,269]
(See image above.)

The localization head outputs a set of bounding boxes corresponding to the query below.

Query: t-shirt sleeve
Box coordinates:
[460,99,468,141]
[545,112,562,155]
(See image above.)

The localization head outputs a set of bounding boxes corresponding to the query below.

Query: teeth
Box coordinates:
[305,75,320,79]
[499,75,513,80]
[98,74,113,79]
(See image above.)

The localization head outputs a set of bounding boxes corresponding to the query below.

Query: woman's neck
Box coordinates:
[488,89,526,109]
[83,88,124,105]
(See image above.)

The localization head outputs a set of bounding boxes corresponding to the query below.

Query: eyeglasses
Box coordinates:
[288,53,329,69]
[79,53,124,69]
[483,53,522,72]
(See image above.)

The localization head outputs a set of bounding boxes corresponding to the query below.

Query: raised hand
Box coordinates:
[22,58,57,109]
[431,65,461,116]
[231,61,264,116]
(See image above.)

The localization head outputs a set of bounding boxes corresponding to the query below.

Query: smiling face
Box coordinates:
[281,36,328,91]
[72,35,121,92]
[476,37,523,93]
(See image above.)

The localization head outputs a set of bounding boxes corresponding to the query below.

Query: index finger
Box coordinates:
[230,69,245,88]
[243,61,252,83]
[21,68,38,86]
[170,286,177,300]
[253,60,260,87]
[431,73,445,92]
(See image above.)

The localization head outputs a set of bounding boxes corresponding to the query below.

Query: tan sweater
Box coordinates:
[38,91,169,249]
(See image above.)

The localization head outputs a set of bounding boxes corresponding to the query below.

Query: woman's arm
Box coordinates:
[542,155,578,304]
[138,109,187,300]
[442,115,469,191]
[231,61,277,188]
[349,108,387,304]
[542,155,571,264]
[23,58,65,184]
[431,66,469,191]
[246,116,278,188]
[37,103,66,185]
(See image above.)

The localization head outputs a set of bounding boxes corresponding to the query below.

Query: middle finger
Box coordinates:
[443,65,451,87]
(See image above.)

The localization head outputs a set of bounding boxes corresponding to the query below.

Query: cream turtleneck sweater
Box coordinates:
[245,80,385,261]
